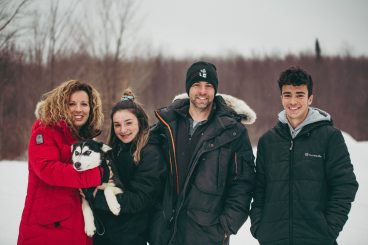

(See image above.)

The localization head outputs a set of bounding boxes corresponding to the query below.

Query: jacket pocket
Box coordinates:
[187,184,222,212]
[322,214,339,239]
[194,148,231,194]
[186,209,225,244]
[218,148,231,190]
[187,209,219,226]
[36,198,73,226]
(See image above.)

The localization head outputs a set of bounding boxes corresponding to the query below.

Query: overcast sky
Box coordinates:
[134,0,368,58]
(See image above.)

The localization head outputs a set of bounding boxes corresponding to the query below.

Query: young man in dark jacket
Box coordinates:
[150,61,256,245]
[250,67,359,245]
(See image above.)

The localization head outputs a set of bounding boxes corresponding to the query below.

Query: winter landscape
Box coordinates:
[0,132,366,245]
[1,1,367,244]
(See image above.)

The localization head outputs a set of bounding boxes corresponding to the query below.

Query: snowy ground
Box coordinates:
[0,132,367,245]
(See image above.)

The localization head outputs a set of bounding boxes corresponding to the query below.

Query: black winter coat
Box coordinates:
[150,96,256,245]
[250,120,358,245]
[92,137,166,245]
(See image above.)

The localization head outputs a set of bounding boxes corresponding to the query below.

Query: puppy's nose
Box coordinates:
[74,162,81,169]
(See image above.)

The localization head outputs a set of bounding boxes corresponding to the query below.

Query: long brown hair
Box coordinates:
[108,88,149,163]
[37,80,103,139]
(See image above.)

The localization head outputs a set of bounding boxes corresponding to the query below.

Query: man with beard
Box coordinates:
[149,61,256,245]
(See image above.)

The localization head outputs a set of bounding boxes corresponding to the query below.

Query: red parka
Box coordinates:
[18,120,103,245]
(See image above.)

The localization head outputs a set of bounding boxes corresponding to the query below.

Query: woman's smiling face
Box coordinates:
[113,109,139,144]
[68,90,90,128]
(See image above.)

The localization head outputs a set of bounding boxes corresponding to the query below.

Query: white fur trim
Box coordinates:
[173,93,189,101]
[173,93,256,125]
[34,101,44,119]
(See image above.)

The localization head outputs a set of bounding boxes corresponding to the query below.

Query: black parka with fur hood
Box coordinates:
[149,94,256,245]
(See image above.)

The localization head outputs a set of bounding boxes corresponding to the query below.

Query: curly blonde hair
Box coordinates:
[37,80,104,139]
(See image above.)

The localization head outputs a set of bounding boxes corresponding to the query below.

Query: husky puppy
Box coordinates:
[71,139,123,237]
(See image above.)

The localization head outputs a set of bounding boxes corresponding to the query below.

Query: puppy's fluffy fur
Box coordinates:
[71,140,123,237]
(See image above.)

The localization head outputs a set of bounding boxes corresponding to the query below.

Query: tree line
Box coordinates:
[0,0,367,159]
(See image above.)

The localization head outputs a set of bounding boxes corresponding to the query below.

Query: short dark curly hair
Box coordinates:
[277,67,313,97]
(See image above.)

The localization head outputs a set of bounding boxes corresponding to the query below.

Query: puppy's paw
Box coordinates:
[109,202,121,216]
[105,187,121,216]
[85,222,96,237]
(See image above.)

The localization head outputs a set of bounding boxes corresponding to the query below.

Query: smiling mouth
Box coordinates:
[288,106,300,111]
[74,115,84,120]
[196,97,208,102]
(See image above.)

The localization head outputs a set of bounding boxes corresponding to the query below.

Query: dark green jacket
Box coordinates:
[250,120,358,245]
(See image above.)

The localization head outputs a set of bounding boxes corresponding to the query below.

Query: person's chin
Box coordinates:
[121,137,134,144]
[286,109,300,117]
[73,121,86,128]
[195,101,209,108]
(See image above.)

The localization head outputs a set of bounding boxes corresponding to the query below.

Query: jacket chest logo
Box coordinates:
[304,152,322,158]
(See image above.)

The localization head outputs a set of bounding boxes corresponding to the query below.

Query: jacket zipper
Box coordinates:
[169,141,221,244]
[289,139,294,245]
[155,112,181,245]
[155,111,180,195]
[163,119,237,244]
[170,140,229,244]
[234,153,238,178]
[168,148,206,244]
[222,233,228,245]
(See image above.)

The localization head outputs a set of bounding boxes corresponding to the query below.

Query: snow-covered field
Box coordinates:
[0,132,366,245]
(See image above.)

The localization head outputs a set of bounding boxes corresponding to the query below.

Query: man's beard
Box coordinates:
[190,96,213,111]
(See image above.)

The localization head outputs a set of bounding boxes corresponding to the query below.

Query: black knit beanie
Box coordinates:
[185,61,218,94]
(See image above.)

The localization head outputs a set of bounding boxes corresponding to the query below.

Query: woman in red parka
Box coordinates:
[18,80,108,245]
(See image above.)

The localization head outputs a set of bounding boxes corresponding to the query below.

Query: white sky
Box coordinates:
[135,0,368,58]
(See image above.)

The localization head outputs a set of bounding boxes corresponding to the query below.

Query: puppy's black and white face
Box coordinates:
[71,140,111,171]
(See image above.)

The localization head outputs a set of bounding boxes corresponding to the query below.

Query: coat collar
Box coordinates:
[156,93,256,127]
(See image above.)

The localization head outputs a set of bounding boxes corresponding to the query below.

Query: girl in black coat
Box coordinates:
[92,89,166,245]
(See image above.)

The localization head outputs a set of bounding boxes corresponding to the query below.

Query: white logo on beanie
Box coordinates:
[199,69,207,78]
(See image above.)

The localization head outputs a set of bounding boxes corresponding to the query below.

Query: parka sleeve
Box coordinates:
[219,128,256,235]
[249,138,266,238]
[94,144,166,214]
[28,127,102,188]
[118,145,166,213]
[324,130,358,238]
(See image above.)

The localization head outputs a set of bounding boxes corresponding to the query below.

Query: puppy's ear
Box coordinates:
[71,143,78,153]
[101,144,112,153]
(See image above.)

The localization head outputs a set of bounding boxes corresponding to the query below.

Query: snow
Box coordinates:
[0,132,366,245]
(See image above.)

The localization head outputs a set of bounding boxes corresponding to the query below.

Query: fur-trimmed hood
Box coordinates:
[34,101,44,119]
[173,93,256,125]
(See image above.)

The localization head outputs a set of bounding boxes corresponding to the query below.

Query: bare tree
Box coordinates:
[0,0,31,157]
[28,9,47,66]
[81,0,140,103]
[0,0,31,47]
[0,0,29,32]
[45,0,80,87]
